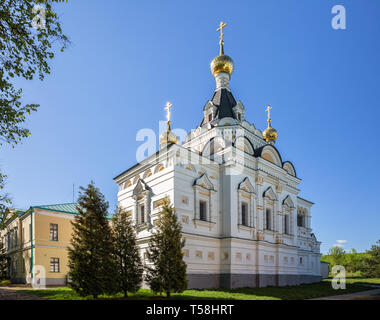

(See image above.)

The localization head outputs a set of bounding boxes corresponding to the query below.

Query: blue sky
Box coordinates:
[1,0,379,253]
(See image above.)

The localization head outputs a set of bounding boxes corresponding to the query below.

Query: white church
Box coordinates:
[114,23,322,289]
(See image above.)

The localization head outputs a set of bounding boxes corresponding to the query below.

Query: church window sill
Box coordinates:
[193,219,215,228]
[136,222,150,232]
[237,224,254,232]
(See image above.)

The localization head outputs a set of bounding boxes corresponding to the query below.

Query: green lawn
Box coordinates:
[18,278,380,300]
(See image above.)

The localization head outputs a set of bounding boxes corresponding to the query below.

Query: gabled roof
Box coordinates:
[21,202,113,220]
[33,203,79,214]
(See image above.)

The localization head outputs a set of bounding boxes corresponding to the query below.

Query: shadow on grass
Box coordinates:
[18,279,379,300]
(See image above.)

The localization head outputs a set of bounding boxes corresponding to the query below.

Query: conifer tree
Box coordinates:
[145,198,187,298]
[112,207,144,297]
[68,182,117,298]
[362,239,380,278]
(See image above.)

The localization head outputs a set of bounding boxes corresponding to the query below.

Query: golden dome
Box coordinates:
[263,126,278,143]
[210,54,234,76]
[160,129,178,145]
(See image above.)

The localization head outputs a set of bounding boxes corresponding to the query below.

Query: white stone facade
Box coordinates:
[114,99,322,288]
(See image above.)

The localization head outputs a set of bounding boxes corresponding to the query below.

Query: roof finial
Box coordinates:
[160,101,178,147]
[217,21,227,56]
[265,105,272,127]
[164,101,173,130]
[263,105,278,143]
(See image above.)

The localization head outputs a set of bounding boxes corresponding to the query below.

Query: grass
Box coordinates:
[17,277,380,300]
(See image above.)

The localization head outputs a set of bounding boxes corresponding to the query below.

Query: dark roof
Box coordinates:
[211,88,237,120]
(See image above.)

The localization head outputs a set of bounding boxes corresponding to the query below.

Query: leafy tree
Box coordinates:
[145,198,187,298]
[327,246,346,268]
[345,249,364,273]
[68,182,117,298]
[362,240,380,278]
[0,173,11,230]
[112,207,144,297]
[0,176,13,279]
[0,0,68,147]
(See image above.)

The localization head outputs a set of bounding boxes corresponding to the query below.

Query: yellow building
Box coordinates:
[1,203,81,285]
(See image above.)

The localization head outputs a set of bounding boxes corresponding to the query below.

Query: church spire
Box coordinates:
[160,101,178,148]
[263,105,278,144]
[217,21,227,56]
[210,21,234,89]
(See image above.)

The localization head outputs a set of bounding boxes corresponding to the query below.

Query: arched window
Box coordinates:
[193,173,215,224]
[237,177,256,228]
[263,187,277,231]
[132,179,151,227]
[282,195,295,235]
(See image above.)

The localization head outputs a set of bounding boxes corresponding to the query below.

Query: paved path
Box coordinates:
[0,287,45,300]
[310,287,380,300]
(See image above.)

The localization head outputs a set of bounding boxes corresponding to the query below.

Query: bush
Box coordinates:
[0,280,11,286]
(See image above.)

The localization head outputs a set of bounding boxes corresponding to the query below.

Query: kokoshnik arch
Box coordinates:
[114,22,322,288]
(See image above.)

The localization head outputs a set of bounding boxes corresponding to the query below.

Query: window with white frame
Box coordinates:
[132,179,151,227]
[50,223,58,241]
[50,258,60,273]
[237,177,255,228]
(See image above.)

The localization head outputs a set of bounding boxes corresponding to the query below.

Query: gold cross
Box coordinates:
[217,21,227,42]
[265,105,272,124]
[165,101,173,123]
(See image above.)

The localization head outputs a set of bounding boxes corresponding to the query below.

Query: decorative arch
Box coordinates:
[202,136,226,157]
[234,136,254,155]
[193,173,215,191]
[132,179,150,197]
[263,186,278,201]
[282,195,295,208]
[238,177,255,194]
[283,161,296,177]
[255,145,282,167]
[153,163,165,174]
[143,169,152,179]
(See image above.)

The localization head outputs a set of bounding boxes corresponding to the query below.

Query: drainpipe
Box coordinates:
[30,207,34,280]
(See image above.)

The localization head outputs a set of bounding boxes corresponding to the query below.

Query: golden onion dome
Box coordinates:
[263,126,278,143]
[159,129,178,145]
[210,54,234,76]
